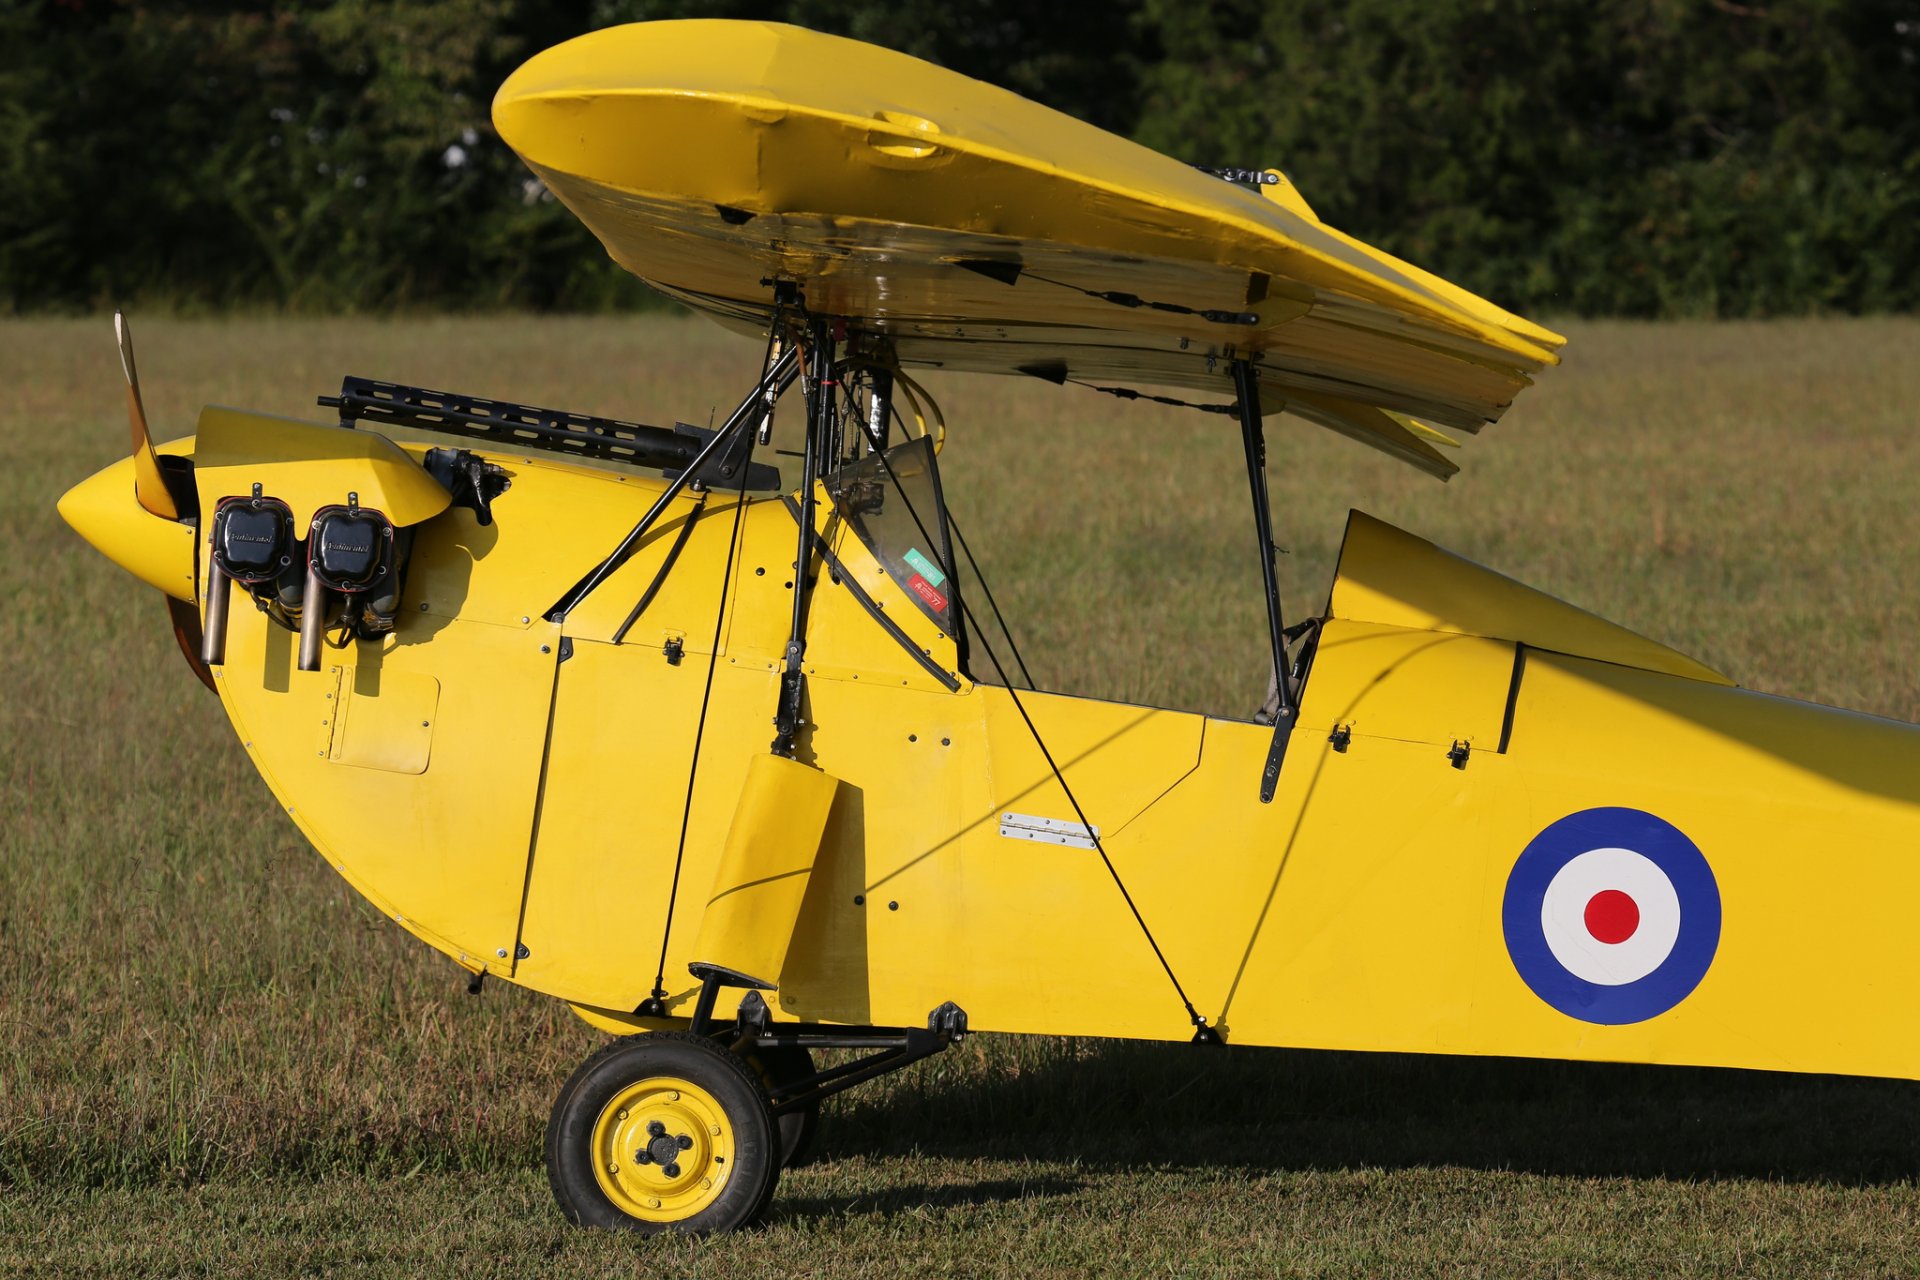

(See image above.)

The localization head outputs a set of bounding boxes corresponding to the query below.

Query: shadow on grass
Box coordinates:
[772,1174,1087,1223]
[825,1040,1920,1187]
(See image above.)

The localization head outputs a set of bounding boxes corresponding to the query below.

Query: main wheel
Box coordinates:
[546,1032,778,1234]
[751,1043,822,1169]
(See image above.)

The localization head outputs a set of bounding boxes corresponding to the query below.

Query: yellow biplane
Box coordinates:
[60,20,1920,1234]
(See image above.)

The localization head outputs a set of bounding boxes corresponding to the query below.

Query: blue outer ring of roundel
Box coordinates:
[1502,806,1721,1026]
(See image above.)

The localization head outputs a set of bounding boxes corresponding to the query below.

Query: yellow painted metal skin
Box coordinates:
[59,410,1920,1080]
[52,20,1920,1131]
[195,407,452,528]
[691,753,840,989]
[591,1076,737,1221]
[493,20,1567,479]
[54,384,1914,1081]
[198,441,561,977]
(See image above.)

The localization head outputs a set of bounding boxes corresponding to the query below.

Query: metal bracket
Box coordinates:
[1329,723,1352,753]
[764,278,806,309]
[734,989,772,1039]
[1194,165,1280,187]
[927,1000,968,1040]
[1448,740,1472,770]
[319,376,781,489]
[1259,711,1293,802]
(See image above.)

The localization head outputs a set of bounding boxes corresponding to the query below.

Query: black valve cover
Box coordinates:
[309,507,393,592]
[212,497,295,585]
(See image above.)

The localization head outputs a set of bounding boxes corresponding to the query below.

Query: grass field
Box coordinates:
[4,313,1919,1277]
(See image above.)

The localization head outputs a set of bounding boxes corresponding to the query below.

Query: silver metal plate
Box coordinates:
[998,811,1099,850]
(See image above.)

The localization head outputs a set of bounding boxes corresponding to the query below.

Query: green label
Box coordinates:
[903,547,946,588]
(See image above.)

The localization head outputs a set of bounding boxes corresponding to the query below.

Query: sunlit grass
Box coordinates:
[2,313,1917,1275]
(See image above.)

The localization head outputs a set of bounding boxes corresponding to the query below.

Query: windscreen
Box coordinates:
[824,435,959,639]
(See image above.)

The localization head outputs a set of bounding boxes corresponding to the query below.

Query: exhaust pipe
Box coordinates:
[201,560,232,666]
[298,562,327,672]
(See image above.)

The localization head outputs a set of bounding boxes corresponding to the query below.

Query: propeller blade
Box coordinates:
[116,311,179,520]
[166,596,219,693]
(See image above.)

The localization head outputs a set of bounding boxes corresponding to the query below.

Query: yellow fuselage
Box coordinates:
[60,409,1920,1082]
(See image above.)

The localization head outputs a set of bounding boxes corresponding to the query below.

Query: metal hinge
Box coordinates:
[998,811,1099,850]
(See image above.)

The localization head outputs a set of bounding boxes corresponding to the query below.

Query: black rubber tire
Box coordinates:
[546,1032,778,1235]
[752,1044,822,1169]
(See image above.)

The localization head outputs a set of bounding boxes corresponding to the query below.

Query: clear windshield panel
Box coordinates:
[824,435,958,638]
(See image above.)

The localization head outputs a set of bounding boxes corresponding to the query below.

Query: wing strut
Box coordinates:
[1234,358,1296,803]
[772,321,835,756]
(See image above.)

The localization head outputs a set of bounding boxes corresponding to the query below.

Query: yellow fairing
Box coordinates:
[690,753,839,989]
[1331,511,1731,685]
[195,407,451,527]
[213,607,560,971]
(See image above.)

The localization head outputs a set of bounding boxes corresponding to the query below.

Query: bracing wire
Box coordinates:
[862,412,1215,1039]
[644,327,780,1009]
[944,511,1035,690]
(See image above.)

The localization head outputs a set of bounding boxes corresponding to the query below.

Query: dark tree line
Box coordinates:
[3,0,1915,316]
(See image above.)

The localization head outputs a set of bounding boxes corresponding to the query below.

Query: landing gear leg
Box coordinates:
[546,995,970,1232]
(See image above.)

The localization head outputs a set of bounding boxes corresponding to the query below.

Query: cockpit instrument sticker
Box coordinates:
[902,547,946,588]
[1502,807,1720,1024]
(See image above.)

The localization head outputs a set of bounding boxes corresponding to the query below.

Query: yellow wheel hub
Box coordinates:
[590,1076,735,1223]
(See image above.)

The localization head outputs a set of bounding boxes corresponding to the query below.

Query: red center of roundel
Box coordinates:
[1583,889,1640,944]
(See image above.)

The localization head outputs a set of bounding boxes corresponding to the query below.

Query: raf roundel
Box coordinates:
[1502,808,1720,1025]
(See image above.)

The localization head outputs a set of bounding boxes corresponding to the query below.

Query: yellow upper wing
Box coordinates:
[494,20,1565,478]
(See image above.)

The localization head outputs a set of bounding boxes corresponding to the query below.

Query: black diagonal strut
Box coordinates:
[1233,358,1295,803]
[546,344,799,622]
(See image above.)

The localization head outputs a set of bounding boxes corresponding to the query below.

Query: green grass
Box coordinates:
[3,313,1919,1275]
